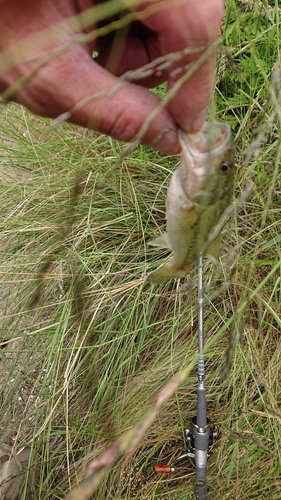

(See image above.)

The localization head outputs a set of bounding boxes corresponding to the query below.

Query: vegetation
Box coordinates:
[0,1,280,498]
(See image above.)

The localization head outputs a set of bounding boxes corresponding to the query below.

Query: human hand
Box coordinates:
[0,0,223,154]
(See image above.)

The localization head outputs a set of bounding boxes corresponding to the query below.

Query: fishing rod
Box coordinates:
[154,253,218,499]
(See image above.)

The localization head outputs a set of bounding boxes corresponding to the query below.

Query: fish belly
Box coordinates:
[147,206,198,284]
[147,198,228,284]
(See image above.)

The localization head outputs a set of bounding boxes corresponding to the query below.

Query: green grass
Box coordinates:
[0,1,281,499]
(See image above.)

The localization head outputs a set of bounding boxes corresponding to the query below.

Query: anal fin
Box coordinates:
[148,233,170,249]
[206,236,220,262]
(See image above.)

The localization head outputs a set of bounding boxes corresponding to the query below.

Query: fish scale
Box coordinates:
[147,122,235,284]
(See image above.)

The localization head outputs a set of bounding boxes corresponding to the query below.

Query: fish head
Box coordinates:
[178,122,235,207]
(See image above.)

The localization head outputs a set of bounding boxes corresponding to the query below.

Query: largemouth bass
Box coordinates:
[147,122,235,284]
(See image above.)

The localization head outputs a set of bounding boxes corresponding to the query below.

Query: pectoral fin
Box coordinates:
[149,233,171,249]
[146,265,188,284]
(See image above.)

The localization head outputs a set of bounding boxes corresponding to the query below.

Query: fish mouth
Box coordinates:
[178,122,231,157]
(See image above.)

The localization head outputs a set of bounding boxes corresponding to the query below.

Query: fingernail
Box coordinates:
[152,126,180,155]
[190,109,207,133]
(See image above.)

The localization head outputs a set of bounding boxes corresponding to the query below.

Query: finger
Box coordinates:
[11,44,180,154]
[96,26,168,88]
[137,0,224,133]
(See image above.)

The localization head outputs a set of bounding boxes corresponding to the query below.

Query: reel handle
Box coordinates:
[153,464,174,473]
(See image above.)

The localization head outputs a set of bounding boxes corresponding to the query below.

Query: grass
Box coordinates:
[0,0,281,498]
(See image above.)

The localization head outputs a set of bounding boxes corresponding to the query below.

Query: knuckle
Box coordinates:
[100,105,141,143]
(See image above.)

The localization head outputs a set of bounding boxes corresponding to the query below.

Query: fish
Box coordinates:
[147,122,235,284]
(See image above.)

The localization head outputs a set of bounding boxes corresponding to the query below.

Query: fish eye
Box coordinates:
[219,161,232,173]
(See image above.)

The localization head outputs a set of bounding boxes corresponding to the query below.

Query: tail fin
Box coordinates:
[146,265,188,284]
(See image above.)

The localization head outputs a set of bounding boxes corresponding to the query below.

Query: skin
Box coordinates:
[0,0,223,154]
